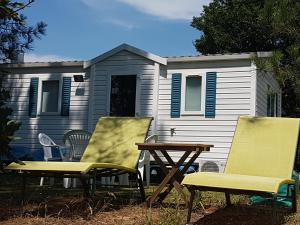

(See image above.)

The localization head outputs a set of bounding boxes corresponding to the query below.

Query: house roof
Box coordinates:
[0,61,84,69]
[83,43,167,68]
[0,44,272,70]
[167,52,272,63]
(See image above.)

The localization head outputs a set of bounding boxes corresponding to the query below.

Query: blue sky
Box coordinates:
[24,0,211,62]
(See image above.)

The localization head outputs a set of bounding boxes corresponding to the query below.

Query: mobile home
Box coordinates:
[0,44,281,171]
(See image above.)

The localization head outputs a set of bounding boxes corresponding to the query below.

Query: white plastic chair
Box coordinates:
[38,133,68,186]
[115,134,157,187]
[63,130,91,161]
[139,134,157,187]
[63,130,91,188]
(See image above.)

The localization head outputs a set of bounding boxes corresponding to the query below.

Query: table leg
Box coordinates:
[167,149,201,199]
[179,149,201,174]
[146,166,179,207]
[148,150,194,206]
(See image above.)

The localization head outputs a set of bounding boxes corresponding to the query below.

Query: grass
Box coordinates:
[0,173,300,225]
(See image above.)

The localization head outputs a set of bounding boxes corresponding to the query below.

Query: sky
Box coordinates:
[24,0,211,62]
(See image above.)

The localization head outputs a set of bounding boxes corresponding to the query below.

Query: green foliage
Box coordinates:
[0,0,46,162]
[0,74,21,161]
[192,0,272,54]
[192,0,300,116]
[0,0,47,62]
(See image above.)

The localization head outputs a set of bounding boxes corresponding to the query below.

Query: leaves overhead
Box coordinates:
[192,0,300,117]
[0,0,46,162]
[0,0,46,62]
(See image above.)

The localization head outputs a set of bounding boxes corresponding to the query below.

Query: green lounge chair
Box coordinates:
[5,117,153,200]
[182,116,300,224]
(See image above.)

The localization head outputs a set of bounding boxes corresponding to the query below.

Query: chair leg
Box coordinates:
[271,196,278,225]
[101,177,111,186]
[90,171,97,196]
[50,177,54,186]
[63,178,71,188]
[225,192,231,206]
[119,174,129,185]
[291,186,297,213]
[73,178,77,188]
[21,175,27,203]
[145,162,150,187]
[40,177,44,186]
[186,188,195,225]
[137,171,146,202]
[80,177,90,197]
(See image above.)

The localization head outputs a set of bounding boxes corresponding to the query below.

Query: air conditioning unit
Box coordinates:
[199,159,226,173]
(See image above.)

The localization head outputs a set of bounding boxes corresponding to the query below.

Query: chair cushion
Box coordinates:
[5,161,95,174]
[5,161,137,174]
[225,117,300,179]
[182,172,295,194]
[81,117,152,170]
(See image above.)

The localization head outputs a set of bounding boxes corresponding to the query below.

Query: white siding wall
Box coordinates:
[3,52,280,165]
[90,50,156,130]
[256,70,281,116]
[157,59,255,163]
[4,70,89,150]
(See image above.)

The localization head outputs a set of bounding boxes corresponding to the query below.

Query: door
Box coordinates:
[109,75,136,116]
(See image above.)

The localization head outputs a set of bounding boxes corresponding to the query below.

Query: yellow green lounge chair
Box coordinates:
[182,116,300,224]
[5,117,153,200]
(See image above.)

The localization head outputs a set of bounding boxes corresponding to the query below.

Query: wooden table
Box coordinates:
[136,143,212,207]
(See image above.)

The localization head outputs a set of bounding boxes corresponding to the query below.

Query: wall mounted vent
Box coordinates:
[199,160,226,173]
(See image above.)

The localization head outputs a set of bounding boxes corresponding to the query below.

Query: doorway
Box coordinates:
[109,75,136,116]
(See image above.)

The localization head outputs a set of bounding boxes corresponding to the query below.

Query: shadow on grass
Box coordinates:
[0,174,146,222]
[193,205,289,225]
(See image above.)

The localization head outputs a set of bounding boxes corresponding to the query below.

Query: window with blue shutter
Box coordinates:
[205,72,217,118]
[171,73,182,118]
[61,77,72,116]
[41,80,59,113]
[28,77,39,118]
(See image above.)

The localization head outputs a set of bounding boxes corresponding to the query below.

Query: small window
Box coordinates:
[41,80,59,113]
[185,76,202,111]
[181,74,206,115]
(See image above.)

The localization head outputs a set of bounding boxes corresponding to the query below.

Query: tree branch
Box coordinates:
[13,0,35,13]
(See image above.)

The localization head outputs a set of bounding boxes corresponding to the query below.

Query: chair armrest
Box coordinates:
[145,134,158,143]
[139,135,158,163]
[41,144,66,149]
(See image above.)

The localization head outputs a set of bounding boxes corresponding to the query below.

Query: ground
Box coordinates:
[0,175,299,225]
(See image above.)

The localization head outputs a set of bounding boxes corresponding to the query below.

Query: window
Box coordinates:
[38,77,62,115]
[109,75,136,116]
[181,74,206,115]
[267,87,278,117]
[41,80,60,113]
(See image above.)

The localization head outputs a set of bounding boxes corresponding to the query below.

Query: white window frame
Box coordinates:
[37,75,63,116]
[181,73,206,115]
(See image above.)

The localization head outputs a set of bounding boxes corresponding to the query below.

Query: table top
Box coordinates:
[136,143,213,151]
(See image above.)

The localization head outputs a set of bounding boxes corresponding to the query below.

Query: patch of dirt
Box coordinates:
[0,197,299,225]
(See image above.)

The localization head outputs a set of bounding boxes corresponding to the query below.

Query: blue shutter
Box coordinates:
[171,73,182,118]
[61,77,72,116]
[205,72,217,118]
[28,77,39,118]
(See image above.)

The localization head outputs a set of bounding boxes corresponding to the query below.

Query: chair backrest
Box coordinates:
[38,133,56,160]
[225,116,300,179]
[63,130,91,160]
[80,117,153,170]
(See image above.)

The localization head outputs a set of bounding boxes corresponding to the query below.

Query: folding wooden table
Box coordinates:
[136,143,212,207]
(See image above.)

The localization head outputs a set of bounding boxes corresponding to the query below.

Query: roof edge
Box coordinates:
[167,52,272,63]
[84,43,167,68]
[0,61,84,69]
